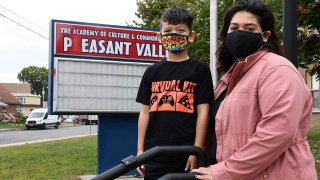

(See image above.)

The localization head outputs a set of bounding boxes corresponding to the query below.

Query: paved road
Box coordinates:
[0,124,97,147]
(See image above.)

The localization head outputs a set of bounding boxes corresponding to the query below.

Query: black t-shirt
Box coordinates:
[209,88,227,164]
[136,59,214,154]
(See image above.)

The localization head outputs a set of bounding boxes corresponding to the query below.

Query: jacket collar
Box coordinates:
[238,49,268,74]
[214,50,268,99]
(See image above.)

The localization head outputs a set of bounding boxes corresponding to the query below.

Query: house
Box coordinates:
[0,83,41,117]
[299,67,320,128]
[0,84,21,114]
[12,93,42,116]
[0,101,8,113]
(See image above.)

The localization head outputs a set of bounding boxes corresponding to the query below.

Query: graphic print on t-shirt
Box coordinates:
[178,94,192,110]
[149,80,196,113]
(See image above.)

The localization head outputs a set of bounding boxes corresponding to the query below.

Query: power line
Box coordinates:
[0,13,48,40]
[0,5,48,33]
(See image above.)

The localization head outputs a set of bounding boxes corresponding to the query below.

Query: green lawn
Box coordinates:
[0,123,24,129]
[0,128,319,179]
[308,127,320,178]
[0,136,97,180]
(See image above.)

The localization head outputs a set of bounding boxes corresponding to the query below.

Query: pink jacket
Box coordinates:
[210,50,317,179]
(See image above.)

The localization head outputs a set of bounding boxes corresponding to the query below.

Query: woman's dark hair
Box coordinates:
[216,0,283,75]
[160,7,193,33]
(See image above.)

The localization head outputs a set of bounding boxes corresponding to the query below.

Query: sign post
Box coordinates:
[49,20,165,175]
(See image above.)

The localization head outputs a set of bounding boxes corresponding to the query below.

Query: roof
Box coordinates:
[0,102,8,107]
[0,83,31,93]
[0,84,21,105]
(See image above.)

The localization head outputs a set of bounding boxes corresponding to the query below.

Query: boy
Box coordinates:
[136,7,214,179]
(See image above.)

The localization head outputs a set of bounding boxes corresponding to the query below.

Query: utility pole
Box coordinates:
[283,0,298,68]
[210,0,218,86]
[42,88,45,108]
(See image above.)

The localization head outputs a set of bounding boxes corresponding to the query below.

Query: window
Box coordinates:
[1,106,6,112]
[17,97,26,104]
[311,74,319,109]
[16,105,21,113]
[29,112,45,118]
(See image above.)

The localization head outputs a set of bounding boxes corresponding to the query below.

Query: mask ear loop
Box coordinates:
[256,31,267,52]
[261,31,269,42]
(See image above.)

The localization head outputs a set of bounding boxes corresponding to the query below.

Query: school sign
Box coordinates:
[48,20,166,114]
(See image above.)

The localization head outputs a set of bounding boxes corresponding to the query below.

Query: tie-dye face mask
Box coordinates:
[161,33,189,54]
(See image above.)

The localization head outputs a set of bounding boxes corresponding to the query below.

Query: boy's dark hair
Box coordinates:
[216,0,283,75]
[160,7,193,33]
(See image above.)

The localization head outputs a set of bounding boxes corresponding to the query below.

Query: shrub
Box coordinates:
[14,113,27,124]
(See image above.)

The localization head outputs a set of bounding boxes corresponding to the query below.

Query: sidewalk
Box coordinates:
[0,133,97,148]
[0,128,23,131]
[78,175,143,180]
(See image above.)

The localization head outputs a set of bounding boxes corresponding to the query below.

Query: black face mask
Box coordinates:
[226,30,264,59]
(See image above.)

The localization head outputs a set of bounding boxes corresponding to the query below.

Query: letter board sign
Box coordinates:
[49,20,165,113]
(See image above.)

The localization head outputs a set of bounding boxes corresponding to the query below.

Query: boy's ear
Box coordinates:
[157,32,162,43]
[188,31,196,42]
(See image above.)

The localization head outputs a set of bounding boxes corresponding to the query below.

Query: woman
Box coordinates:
[192,0,318,179]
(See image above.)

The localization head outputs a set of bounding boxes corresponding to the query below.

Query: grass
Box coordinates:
[308,127,320,178]
[0,136,97,180]
[0,123,24,129]
[0,128,319,179]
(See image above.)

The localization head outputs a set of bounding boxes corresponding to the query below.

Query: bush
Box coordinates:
[14,113,27,124]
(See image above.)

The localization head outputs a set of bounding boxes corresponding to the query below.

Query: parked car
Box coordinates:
[25,108,60,130]
[64,115,75,123]
[81,115,98,125]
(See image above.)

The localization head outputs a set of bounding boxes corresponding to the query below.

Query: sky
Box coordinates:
[0,0,139,83]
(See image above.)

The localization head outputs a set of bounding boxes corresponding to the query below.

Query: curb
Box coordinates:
[0,128,24,131]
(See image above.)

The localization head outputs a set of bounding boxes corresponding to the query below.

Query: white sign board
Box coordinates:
[49,20,164,113]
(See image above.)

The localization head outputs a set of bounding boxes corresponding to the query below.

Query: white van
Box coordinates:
[25,108,60,130]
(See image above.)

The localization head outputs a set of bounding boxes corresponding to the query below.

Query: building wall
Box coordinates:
[312,111,320,128]
[21,107,32,117]
[7,105,18,114]
[25,96,41,105]
[299,67,320,128]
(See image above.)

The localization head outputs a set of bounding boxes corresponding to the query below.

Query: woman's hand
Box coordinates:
[192,167,213,180]
[185,155,198,171]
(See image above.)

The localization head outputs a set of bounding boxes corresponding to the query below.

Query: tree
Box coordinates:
[134,0,319,79]
[17,66,48,102]
[134,0,210,63]
[298,0,320,80]
[133,0,282,64]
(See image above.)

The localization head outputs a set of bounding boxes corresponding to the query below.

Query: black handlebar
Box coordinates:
[158,172,199,180]
[92,146,206,180]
